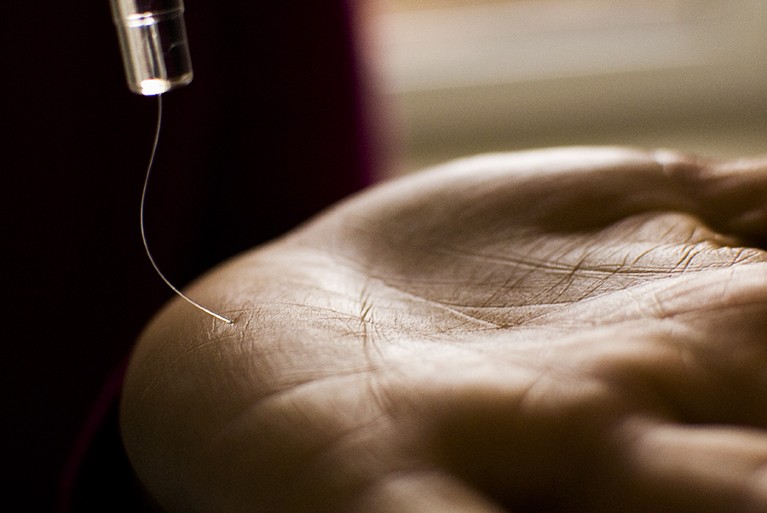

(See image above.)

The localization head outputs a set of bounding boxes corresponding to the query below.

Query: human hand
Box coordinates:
[121,147,767,513]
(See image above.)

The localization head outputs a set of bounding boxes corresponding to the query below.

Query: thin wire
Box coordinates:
[140,94,234,324]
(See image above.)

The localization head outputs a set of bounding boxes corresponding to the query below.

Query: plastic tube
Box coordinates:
[110,0,193,95]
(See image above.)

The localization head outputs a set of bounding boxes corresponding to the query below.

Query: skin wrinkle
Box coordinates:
[419,249,661,319]
[359,287,387,364]
[365,273,507,331]
[475,259,547,311]
[730,246,765,266]
[674,243,704,274]
[222,353,478,509]
[171,338,375,442]
[365,373,399,422]
[540,241,628,304]
[121,315,249,406]
[655,266,767,315]
[314,212,747,321]
[121,148,767,513]
[443,240,674,279]
[202,368,387,460]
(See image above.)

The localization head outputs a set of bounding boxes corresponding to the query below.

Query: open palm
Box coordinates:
[122,147,767,513]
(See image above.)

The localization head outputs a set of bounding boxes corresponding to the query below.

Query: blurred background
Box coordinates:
[4,0,767,511]
[367,0,767,174]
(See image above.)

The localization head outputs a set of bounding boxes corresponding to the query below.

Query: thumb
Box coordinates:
[661,152,767,238]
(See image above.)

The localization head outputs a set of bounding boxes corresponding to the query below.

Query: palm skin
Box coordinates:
[121,147,767,513]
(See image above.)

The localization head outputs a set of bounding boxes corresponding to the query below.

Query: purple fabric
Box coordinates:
[55,361,129,513]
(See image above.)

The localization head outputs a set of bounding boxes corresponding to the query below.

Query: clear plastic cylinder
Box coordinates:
[110,0,193,95]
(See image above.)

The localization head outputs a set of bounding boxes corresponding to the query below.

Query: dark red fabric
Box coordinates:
[1,1,375,511]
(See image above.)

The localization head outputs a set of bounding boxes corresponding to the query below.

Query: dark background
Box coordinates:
[1,2,374,510]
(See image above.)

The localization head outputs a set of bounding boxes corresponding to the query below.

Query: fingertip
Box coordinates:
[622,421,767,512]
[692,157,767,239]
[352,470,509,513]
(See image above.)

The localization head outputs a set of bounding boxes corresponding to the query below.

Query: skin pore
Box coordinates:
[121,147,767,513]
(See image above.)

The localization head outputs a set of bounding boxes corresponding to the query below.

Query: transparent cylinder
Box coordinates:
[110,0,193,95]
